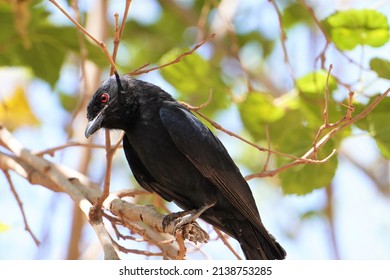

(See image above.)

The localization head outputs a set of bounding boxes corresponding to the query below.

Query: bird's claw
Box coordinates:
[175,221,209,244]
[162,210,209,244]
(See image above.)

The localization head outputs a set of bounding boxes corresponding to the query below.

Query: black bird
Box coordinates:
[85,74,286,260]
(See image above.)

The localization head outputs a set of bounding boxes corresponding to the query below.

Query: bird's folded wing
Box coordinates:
[159,103,263,229]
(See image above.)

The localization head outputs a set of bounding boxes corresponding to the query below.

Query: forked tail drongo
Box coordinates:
[85,74,286,260]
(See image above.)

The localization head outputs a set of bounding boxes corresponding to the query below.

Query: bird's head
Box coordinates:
[85,73,137,138]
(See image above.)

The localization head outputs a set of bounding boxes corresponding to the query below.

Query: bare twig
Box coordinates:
[2,170,40,246]
[312,64,334,157]
[114,239,164,257]
[323,64,333,126]
[298,0,369,72]
[128,33,216,75]
[175,231,187,260]
[262,124,272,172]
[33,142,108,157]
[110,0,131,70]
[184,103,332,164]
[214,227,242,260]
[49,0,118,72]
[246,88,390,180]
[324,183,340,259]
[269,0,295,82]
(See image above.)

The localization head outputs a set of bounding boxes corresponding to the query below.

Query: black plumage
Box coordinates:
[85,74,286,260]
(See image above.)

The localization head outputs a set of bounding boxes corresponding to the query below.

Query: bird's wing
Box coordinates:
[159,103,263,229]
[123,135,191,204]
[123,135,160,193]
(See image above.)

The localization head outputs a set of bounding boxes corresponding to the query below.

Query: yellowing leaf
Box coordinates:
[0,222,10,233]
[0,87,39,130]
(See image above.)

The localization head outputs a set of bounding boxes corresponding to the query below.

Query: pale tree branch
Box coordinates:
[0,125,205,259]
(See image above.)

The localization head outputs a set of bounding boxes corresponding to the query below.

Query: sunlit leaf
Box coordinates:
[159,48,229,116]
[296,71,337,96]
[278,140,338,194]
[365,96,390,159]
[269,110,313,155]
[0,87,39,131]
[322,9,390,50]
[238,92,285,140]
[297,71,342,127]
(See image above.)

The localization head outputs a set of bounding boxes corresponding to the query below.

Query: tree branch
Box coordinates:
[0,126,204,259]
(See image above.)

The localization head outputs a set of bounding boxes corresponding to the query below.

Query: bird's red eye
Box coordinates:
[100,93,109,103]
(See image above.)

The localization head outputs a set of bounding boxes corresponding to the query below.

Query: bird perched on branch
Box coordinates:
[85,73,286,260]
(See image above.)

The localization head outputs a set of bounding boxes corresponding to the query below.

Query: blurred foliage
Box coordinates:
[0,222,10,233]
[282,2,314,29]
[0,0,389,196]
[0,0,106,87]
[370,58,390,80]
[0,87,39,131]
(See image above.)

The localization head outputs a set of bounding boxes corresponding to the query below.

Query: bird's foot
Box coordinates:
[162,202,215,244]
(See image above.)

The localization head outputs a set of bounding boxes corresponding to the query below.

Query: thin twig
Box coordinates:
[324,183,340,259]
[323,64,333,126]
[128,33,216,75]
[214,227,242,260]
[33,142,109,157]
[3,170,41,246]
[175,231,187,260]
[49,0,118,72]
[187,106,332,164]
[246,87,390,180]
[298,0,369,72]
[114,239,163,257]
[312,64,334,157]
[262,125,272,172]
[269,0,295,82]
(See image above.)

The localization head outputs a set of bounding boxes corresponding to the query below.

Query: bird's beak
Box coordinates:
[85,106,107,138]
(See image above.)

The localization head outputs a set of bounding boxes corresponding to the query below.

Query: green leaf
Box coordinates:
[59,92,79,112]
[0,2,105,86]
[278,140,338,194]
[238,92,284,140]
[296,71,343,128]
[159,48,229,116]
[238,92,285,140]
[370,57,390,79]
[283,2,314,29]
[269,110,314,155]
[322,9,390,50]
[297,71,337,97]
[355,96,390,159]
[365,96,390,159]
